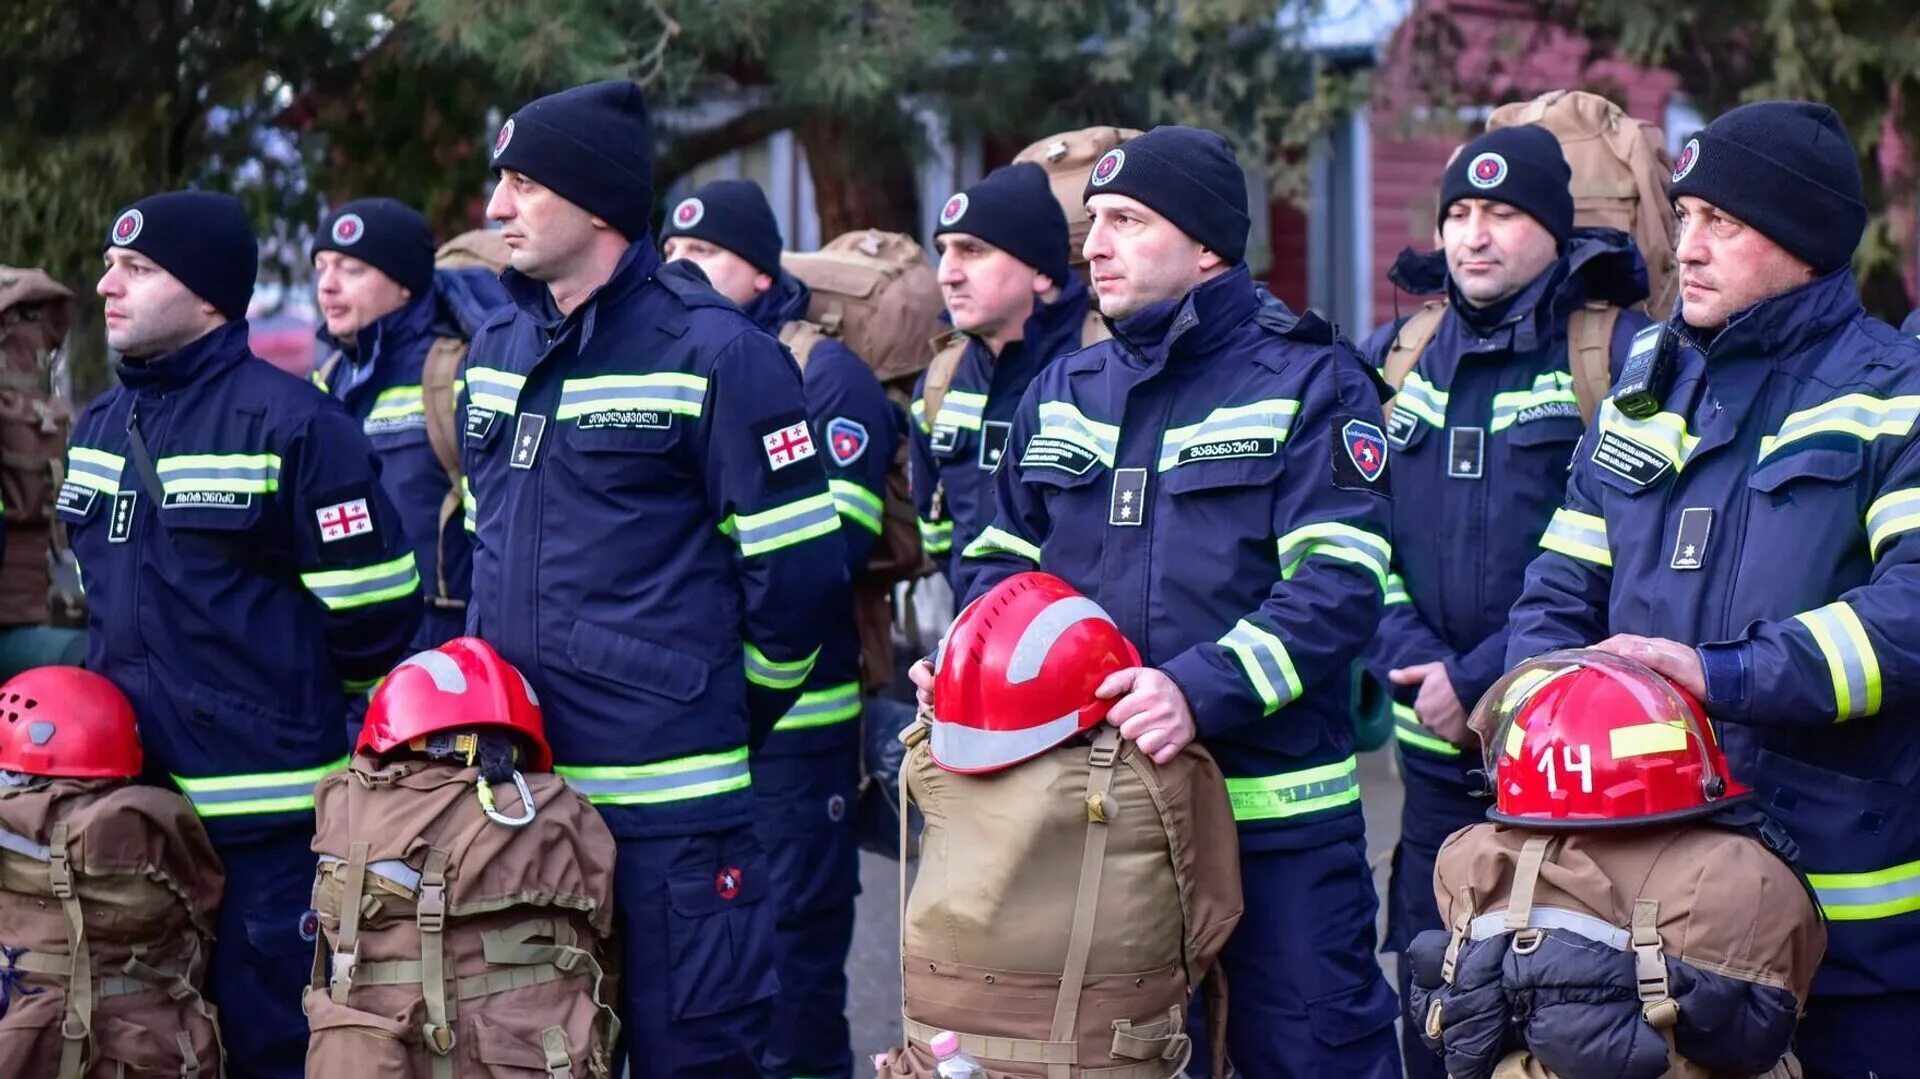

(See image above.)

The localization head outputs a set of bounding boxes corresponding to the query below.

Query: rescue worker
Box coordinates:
[917,125,1403,1075]
[311,197,506,650]
[1506,100,1920,1077]
[909,163,1093,594]
[64,190,422,1078]
[1902,308,1919,336]
[1360,125,1652,1078]
[463,81,844,1076]
[662,177,901,1079]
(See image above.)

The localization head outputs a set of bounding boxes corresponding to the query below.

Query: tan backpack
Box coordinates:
[1013,127,1145,284]
[0,778,226,1078]
[1429,823,1825,1078]
[880,724,1244,1078]
[305,756,619,1078]
[781,230,946,386]
[1380,300,1619,427]
[919,310,1108,438]
[0,268,76,627]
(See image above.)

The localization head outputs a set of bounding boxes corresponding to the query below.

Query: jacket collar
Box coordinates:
[745,271,813,335]
[1670,266,1863,370]
[116,320,253,393]
[1109,264,1259,368]
[501,236,662,353]
[317,289,437,370]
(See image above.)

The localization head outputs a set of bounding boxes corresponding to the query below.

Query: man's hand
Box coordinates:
[1096,667,1197,765]
[1594,634,1706,700]
[908,657,935,714]
[1389,661,1471,745]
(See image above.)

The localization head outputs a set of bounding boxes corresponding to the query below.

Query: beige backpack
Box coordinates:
[879,724,1244,1078]
[1380,301,1618,427]
[0,778,226,1078]
[781,230,946,387]
[0,268,76,627]
[305,756,619,1078]
[1013,127,1145,284]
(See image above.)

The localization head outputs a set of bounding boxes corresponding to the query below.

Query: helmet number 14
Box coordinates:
[1535,743,1593,794]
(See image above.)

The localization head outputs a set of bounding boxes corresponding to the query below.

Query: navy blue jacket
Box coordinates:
[960,266,1392,851]
[1901,308,1920,336]
[461,240,845,839]
[1364,231,1651,778]
[742,271,903,757]
[60,321,421,842]
[910,277,1093,592]
[1507,268,1920,996]
[317,269,507,649]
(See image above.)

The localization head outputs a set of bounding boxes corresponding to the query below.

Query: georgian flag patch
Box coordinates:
[316,498,373,542]
[762,421,817,471]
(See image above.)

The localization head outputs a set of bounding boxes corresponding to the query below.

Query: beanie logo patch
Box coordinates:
[1090,148,1126,187]
[938,192,968,227]
[672,197,705,230]
[493,118,515,160]
[1467,152,1508,190]
[1672,138,1699,183]
[110,209,144,247]
[330,213,365,247]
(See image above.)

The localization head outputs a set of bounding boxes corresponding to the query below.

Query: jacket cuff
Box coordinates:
[1697,641,1750,721]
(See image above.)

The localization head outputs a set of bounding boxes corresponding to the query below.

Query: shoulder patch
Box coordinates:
[1332,417,1391,494]
[825,416,869,466]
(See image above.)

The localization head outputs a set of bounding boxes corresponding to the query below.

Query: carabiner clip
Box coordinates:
[476,770,538,828]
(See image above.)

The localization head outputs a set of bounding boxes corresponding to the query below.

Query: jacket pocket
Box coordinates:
[665,841,778,1020]
[1161,449,1285,497]
[303,987,417,1078]
[566,620,710,704]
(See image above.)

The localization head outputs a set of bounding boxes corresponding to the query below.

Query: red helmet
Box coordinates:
[359,638,552,771]
[0,667,142,778]
[930,572,1140,774]
[1477,649,1749,829]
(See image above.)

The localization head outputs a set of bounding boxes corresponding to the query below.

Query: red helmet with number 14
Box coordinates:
[1476,649,1749,829]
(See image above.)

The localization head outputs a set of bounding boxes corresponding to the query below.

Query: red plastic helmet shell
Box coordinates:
[359,637,553,771]
[0,667,142,779]
[1478,649,1750,829]
[929,572,1141,774]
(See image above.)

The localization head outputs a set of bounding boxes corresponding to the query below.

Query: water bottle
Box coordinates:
[929,1030,983,1077]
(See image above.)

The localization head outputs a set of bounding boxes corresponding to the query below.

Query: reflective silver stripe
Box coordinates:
[561,760,750,801]
[1157,399,1298,470]
[1539,508,1611,568]
[188,779,318,807]
[1791,601,1882,721]
[1008,596,1116,684]
[1469,906,1630,950]
[555,374,708,419]
[1808,859,1920,921]
[929,709,1082,772]
[1035,401,1120,465]
[1760,393,1920,461]
[317,853,423,892]
[1598,401,1700,470]
[466,367,527,414]
[938,391,988,431]
[1489,372,1577,433]
[0,827,50,861]
[727,493,840,557]
[67,447,125,493]
[1394,372,1449,428]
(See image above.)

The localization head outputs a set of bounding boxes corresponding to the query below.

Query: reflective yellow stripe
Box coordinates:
[1393,702,1460,757]
[744,643,818,691]
[1808,859,1920,921]
[461,477,476,533]
[1791,601,1882,721]
[1759,394,1920,462]
[1384,573,1411,607]
[961,525,1040,564]
[1275,522,1391,590]
[1157,399,1299,471]
[557,748,752,806]
[910,398,930,434]
[772,682,862,732]
[829,480,883,535]
[1539,508,1611,568]
[1035,401,1119,466]
[68,446,126,494]
[1219,619,1302,716]
[936,391,989,433]
[1609,721,1690,759]
[368,385,425,422]
[466,366,527,415]
[1225,756,1361,821]
[156,453,282,495]
[1394,371,1449,429]
[1490,372,1577,433]
[1866,488,1920,559]
[722,493,840,557]
[1598,401,1700,471]
[918,518,953,555]
[173,757,348,817]
[300,554,421,611]
[555,373,708,421]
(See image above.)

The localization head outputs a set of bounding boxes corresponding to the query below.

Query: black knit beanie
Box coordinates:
[1438,124,1575,244]
[934,163,1071,285]
[661,179,784,278]
[104,191,257,321]
[491,80,654,242]
[1081,125,1249,264]
[312,198,435,295]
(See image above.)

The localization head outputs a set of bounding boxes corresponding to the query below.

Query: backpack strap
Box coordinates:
[779,320,827,372]
[1567,302,1621,425]
[328,842,372,1004]
[422,337,469,611]
[313,351,343,393]
[920,330,967,432]
[1631,898,1678,1029]
[1380,302,1448,423]
[1045,725,1125,1079]
[47,822,91,1079]
[418,847,455,1072]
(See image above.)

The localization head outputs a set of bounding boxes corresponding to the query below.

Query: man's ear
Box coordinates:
[1198,248,1224,274]
[755,271,775,294]
[1031,272,1056,296]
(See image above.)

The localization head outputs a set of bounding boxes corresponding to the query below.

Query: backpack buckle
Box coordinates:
[417,882,447,934]
[1088,741,1119,769]
[1510,928,1546,955]
[424,1022,456,1055]
[328,944,359,1003]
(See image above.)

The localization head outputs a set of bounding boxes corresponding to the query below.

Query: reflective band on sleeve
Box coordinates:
[910,397,930,434]
[829,479,883,535]
[1808,858,1920,921]
[1539,508,1612,568]
[1609,721,1691,759]
[1599,402,1701,471]
[1393,702,1460,757]
[1157,399,1299,471]
[555,373,709,421]
[1489,372,1577,433]
[1866,488,1920,558]
[744,642,819,691]
[1275,522,1391,590]
[1791,601,1882,721]
[466,367,528,415]
[1384,573,1411,607]
[301,553,421,611]
[368,385,426,422]
[1393,372,1449,429]
[722,492,840,557]
[557,748,752,806]
[1035,401,1120,467]
[918,518,953,555]
[67,447,127,494]
[1225,756,1361,821]
[173,756,349,818]
[936,391,988,433]
[1759,394,1920,462]
[156,453,282,495]
[461,477,477,533]
[961,525,1041,564]
[1219,618,1303,716]
[772,682,863,733]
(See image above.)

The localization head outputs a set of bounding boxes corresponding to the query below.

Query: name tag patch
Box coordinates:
[1514,401,1580,426]
[466,406,499,442]
[163,491,253,510]
[1176,437,1277,467]
[578,409,672,431]
[1591,429,1672,487]
[364,414,427,436]
[1019,436,1100,476]
[1385,409,1418,449]
[929,424,960,455]
[55,483,98,517]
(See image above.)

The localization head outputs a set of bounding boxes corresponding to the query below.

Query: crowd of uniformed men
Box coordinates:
[46,68,1920,1077]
